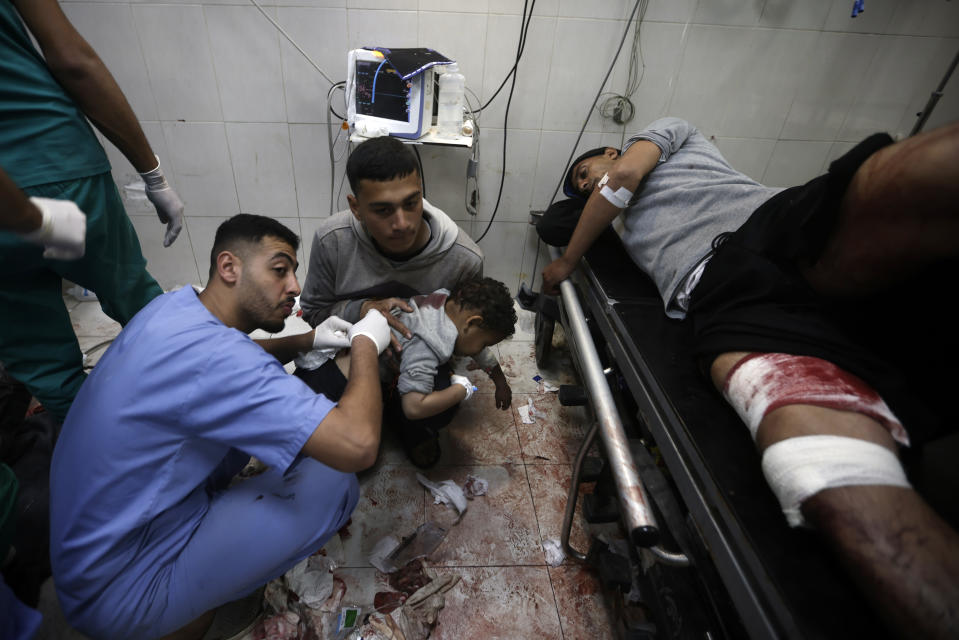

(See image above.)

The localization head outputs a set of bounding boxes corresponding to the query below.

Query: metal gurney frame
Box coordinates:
[541,238,889,639]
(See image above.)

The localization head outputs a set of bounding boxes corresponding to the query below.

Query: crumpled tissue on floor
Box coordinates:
[416,473,467,515]
[237,551,347,640]
[358,573,460,640]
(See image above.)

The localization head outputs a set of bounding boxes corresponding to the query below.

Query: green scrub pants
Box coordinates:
[0,172,162,421]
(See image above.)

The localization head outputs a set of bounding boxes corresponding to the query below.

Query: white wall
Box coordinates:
[63,0,959,292]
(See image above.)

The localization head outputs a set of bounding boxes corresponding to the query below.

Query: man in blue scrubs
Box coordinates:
[50,215,391,640]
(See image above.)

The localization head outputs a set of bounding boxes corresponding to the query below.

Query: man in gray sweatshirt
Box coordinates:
[542,117,959,639]
[300,136,511,466]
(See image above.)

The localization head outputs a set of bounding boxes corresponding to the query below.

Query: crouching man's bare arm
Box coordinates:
[301,311,390,472]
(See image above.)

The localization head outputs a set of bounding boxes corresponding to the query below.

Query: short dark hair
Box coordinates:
[449,277,517,338]
[209,214,299,277]
[563,146,616,199]
[346,135,420,195]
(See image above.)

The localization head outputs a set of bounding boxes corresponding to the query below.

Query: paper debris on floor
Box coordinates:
[369,535,402,573]
[358,572,460,640]
[369,522,448,575]
[518,397,547,424]
[416,473,467,515]
[543,538,565,566]
[533,374,559,392]
[391,522,448,569]
[285,553,336,607]
[238,555,349,640]
[463,474,488,498]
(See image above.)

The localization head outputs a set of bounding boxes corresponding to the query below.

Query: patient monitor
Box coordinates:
[347,48,448,140]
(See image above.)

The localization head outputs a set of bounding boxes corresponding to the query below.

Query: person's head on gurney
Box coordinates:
[564,146,621,199]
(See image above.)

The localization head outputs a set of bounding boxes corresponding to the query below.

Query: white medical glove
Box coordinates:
[139,155,184,248]
[348,309,391,354]
[313,315,353,350]
[22,197,87,260]
[450,374,477,401]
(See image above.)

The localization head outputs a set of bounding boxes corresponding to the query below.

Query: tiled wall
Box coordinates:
[64,0,959,292]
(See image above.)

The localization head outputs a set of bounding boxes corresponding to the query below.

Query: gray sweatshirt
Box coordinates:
[620,118,784,318]
[300,200,483,325]
[301,199,498,370]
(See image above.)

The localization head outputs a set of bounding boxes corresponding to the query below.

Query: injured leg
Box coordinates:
[711,351,959,640]
[802,120,959,298]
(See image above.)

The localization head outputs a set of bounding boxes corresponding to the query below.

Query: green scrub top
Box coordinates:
[0,0,110,188]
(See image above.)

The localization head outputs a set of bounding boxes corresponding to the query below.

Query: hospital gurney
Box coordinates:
[536,232,892,639]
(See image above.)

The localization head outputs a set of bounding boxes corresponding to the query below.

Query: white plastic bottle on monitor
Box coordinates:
[437,63,465,138]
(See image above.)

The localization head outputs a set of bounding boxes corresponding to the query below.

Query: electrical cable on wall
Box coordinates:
[475,5,536,114]
[249,0,336,87]
[597,2,648,126]
[547,0,645,207]
[531,0,645,289]
[473,0,536,244]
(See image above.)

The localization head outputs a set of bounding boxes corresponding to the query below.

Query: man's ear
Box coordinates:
[215,250,242,285]
[347,193,360,219]
[605,147,619,160]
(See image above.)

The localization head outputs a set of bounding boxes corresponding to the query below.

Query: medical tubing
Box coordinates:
[562,420,599,560]
[248,0,336,86]
[474,0,535,243]
[547,0,644,207]
[327,82,346,216]
[464,92,481,218]
[328,82,346,121]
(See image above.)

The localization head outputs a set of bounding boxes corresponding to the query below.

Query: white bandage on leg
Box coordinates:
[723,353,909,446]
[761,435,911,527]
[596,172,633,209]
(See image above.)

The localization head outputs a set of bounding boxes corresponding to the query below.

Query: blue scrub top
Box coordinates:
[50,286,335,616]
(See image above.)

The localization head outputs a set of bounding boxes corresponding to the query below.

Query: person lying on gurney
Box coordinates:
[542,117,959,640]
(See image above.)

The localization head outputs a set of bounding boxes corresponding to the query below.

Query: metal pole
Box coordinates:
[550,247,659,547]
[911,46,959,136]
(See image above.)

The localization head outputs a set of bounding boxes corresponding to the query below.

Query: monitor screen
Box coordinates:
[354,60,411,123]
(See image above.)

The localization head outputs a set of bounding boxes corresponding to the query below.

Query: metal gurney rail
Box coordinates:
[550,246,688,567]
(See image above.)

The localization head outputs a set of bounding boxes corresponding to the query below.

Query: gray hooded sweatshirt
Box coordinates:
[301,199,498,370]
[301,199,484,325]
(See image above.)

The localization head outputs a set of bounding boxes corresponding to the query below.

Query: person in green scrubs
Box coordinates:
[0,0,185,421]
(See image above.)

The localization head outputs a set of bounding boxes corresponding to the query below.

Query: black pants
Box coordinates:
[689,133,957,445]
[294,360,458,447]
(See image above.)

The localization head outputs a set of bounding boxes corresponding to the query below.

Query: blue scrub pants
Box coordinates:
[68,453,359,640]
